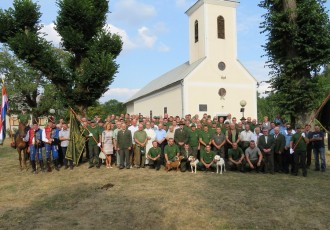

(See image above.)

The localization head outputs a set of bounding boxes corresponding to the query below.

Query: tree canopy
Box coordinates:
[259,0,330,125]
[0,0,122,115]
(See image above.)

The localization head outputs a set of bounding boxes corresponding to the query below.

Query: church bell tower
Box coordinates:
[186,0,239,64]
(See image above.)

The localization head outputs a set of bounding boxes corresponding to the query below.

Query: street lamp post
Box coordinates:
[240,100,247,118]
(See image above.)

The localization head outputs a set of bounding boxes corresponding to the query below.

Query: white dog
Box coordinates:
[214,155,225,174]
[188,156,199,174]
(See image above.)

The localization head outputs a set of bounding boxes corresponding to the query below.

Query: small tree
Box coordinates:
[259,0,330,126]
[0,0,122,116]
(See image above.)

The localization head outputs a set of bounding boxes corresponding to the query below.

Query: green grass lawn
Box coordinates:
[0,139,330,230]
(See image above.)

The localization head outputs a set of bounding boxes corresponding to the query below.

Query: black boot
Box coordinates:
[53,159,60,171]
[46,158,52,172]
[39,160,45,172]
[31,160,37,174]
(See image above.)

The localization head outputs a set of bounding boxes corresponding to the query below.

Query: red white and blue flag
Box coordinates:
[0,81,8,145]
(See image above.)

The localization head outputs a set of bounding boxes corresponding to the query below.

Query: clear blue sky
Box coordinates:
[1,0,330,102]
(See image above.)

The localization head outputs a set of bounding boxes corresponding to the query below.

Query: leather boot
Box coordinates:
[39,160,45,172]
[31,160,37,174]
[46,158,52,172]
[53,159,60,171]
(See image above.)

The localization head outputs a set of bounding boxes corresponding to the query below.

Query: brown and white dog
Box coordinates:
[165,156,184,172]
[214,155,225,174]
[188,155,199,174]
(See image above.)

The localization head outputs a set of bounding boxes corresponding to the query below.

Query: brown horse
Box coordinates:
[16,122,29,170]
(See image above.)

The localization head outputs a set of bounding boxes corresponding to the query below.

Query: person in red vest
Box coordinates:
[24,123,43,174]
[42,120,59,172]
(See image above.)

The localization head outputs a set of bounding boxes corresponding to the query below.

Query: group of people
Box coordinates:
[16,109,327,177]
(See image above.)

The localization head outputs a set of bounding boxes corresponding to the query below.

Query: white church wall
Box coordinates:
[129,84,183,117]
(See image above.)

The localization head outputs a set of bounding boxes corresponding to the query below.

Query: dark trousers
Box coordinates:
[62,146,73,167]
[245,159,263,172]
[88,144,100,166]
[306,143,312,167]
[158,141,167,165]
[180,158,189,172]
[149,158,161,169]
[274,152,283,172]
[228,160,246,171]
[263,152,274,173]
[294,150,307,175]
[58,143,63,165]
[283,149,295,173]
[119,148,130,168]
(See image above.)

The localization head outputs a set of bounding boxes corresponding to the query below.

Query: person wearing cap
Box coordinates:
[258,128,275,174]
[86,120,102,168]
[188,123,200,158]
[290,125,309,177]
[283,126,294,174]
[174,121,188,151]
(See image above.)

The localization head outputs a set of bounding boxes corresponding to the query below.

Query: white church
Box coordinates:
[125,0,258,119]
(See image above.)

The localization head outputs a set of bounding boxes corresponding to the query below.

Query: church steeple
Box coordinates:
[186,0,239,64]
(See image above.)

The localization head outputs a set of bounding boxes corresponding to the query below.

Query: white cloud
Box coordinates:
[40,23,61,47]
[107,24,137,51]
[138,26,157,48]
[100,87,140,103]
[112,0,156,26]
[157,42,170,52]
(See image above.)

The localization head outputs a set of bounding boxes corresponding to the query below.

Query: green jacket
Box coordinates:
[117,129,132,149]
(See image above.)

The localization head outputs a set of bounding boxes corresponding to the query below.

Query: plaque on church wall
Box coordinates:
[218,62,226,71]
[199,104,207,112]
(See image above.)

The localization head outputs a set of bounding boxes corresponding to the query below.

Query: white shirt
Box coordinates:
[128,125,138,144]
[59,129,70,147]
[251,132,263,146]
[240,130,253,142]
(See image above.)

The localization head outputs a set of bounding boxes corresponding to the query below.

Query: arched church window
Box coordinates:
[194,20,199,43]
[217,16,225,39]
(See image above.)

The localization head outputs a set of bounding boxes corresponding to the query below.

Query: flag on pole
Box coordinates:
[66,109,85,165]
[0,81,9,145]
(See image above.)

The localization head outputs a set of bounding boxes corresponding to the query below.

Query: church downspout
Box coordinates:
[181,80,184,117]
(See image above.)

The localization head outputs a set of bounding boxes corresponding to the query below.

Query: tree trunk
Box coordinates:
[76,105,88,117]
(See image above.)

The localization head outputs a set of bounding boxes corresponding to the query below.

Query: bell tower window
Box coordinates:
[194,20,199,43]
[217,16,225,39]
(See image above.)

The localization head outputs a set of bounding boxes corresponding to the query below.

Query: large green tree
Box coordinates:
[0,47,66,118]
[0,0,122,115]
[259,0,330,125]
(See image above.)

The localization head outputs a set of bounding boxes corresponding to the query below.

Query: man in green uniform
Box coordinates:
[290,125,309,177]
[197,144,216,171]
[147,140,161,170]
[199,125,212,154]
[87,120,102,168]
[188,124,200,158]
[133,124,148,168]
[228,143,245,172]
[174,122,189,151]
[164,138,180,164]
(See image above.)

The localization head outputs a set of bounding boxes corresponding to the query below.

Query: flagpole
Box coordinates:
[69,107,105,154]
[293,93,330,150]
